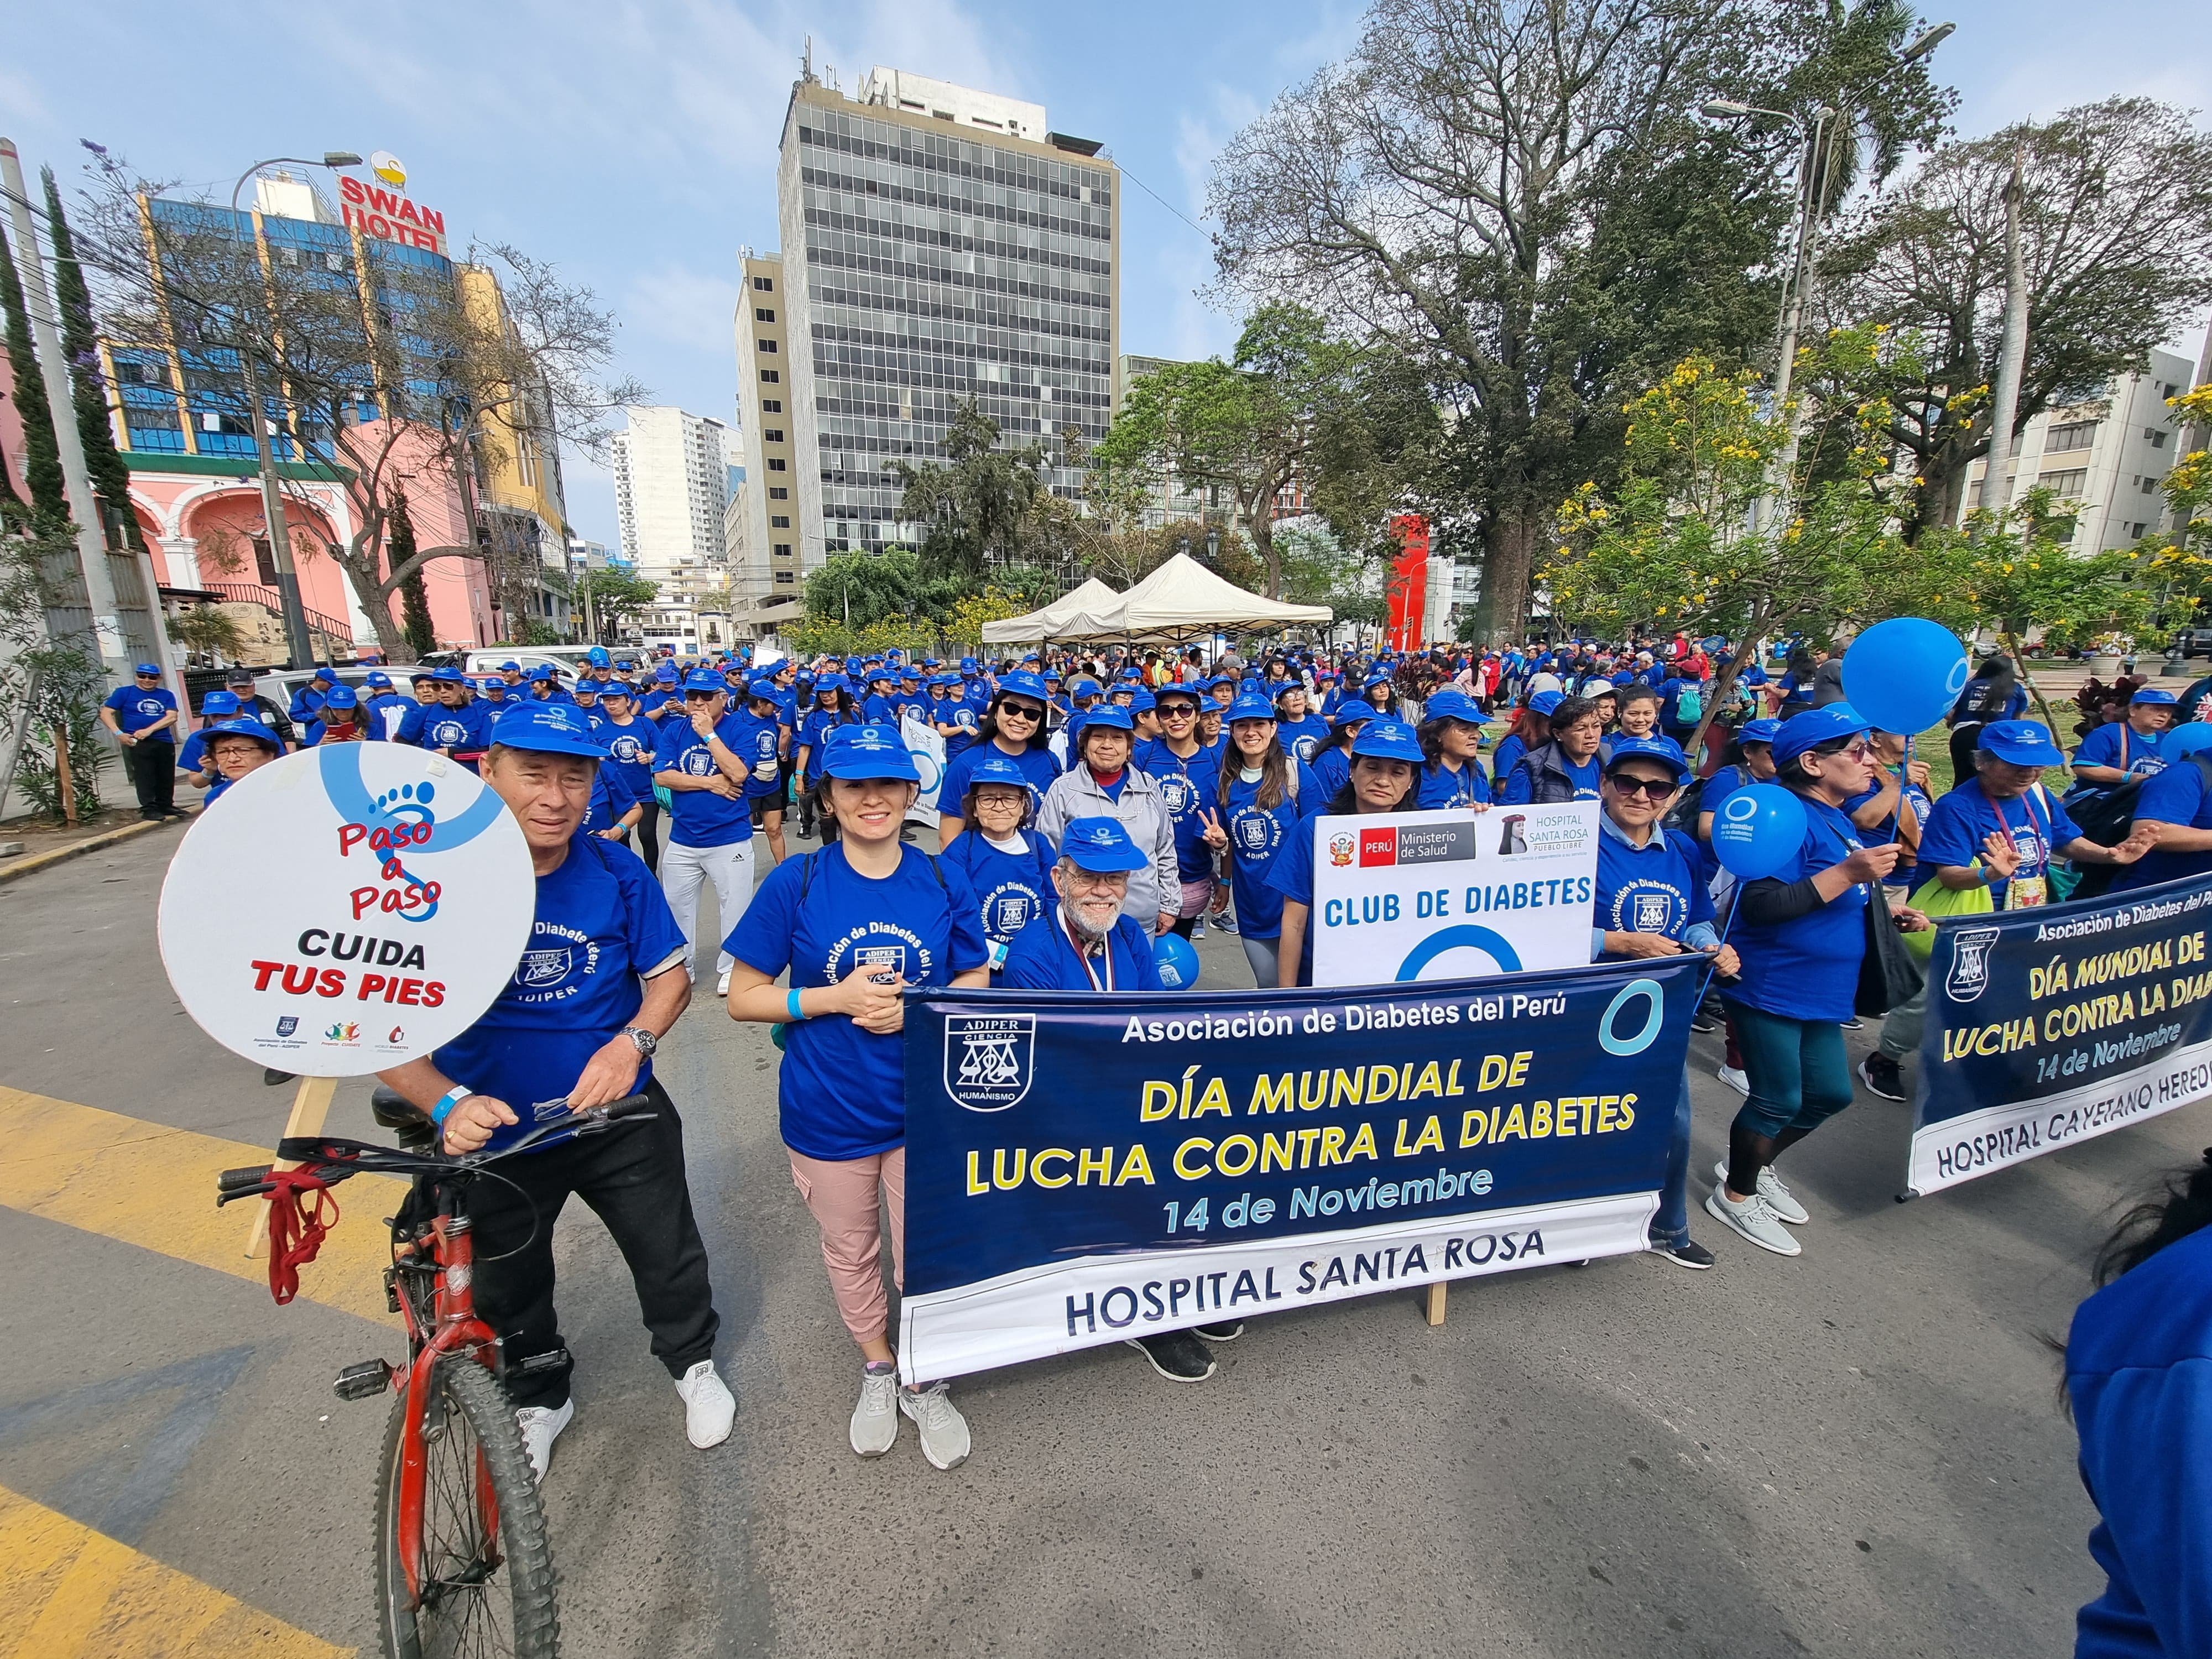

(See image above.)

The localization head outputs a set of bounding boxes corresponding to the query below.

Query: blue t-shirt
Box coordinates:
[1309,745,1352,806]
[2075,723,2166,779]
[398,700,493,754]
[1488,733,1530,804]
[106,685,178,740]
[434,834,687,1155]
[1700,763,1758,829]
[582,766,641,834]
[1657,677,1705,733]
[724,707,786,799]
[940,828,1059,958]
[942,741,1059,818]
[366,692,413,740]
[656,714,755,848]
[1139,742,1224,883]
[726,843,988,1160]
[1264,812,1334,985]
[797,708,860,780]
[1593,821,1715,950]
[931,696,980,761]
[1418,757,1488,809]
[1220,765,1318,939]
[178,728,212,776]
[1727,797,1867,1023]
[1843,765,1936,851]
[1000,909,1165,992]
[2111,758,2212,894]
[1276,713,1331,765]
[598,717,658,802]
[2066,1223,2212,1659]
[1912,778,2079,908]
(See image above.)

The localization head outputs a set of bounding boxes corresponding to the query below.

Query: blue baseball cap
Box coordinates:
[526,664,559,682]
[409,667,439,684]
[681,669,727,693]
[1976,719,2066,766]
[489,699,608,758]
[1118,666,1144,682]
[1361,671,1393,689]
[587,646,611,667]
[1603,735,1691,781]
[134,662,163,676]
[964,755,1032,793]
[364,670,393,688]
[962,657,981,672]
[901,664,924,681]
[2132,686,2178,706]
[1078,703,1135,732]
[1130,690,1157,714]
[1421,688,1479,725]
[499,660,521,673]
[602,681,635,700]
[655,664,679,682]
[1772,703,1873,766]
[1528,690,1563,715]
[1206,675,1236,691]
[320,685,359,709]
[1070,677,1102,697]
[205,715,281,750]
[1226,692,1278,723]
[478,677,507,693]
[1332,703,1376,728]
[199,689,242,716]
[430,665,467,684]
[1154,681,1203,706]
[1349,718,1423,764]
[571,679,599,696]
[821,724,921,781]
[747,677,781,700]
[1058,815,1149,873]
[869,666,896,683]
[1738,718,1782,747]
[309,666,336,684]
[996,671,1049,702]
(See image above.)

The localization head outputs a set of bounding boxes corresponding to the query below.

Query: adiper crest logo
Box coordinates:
[945,1013,1034,1112]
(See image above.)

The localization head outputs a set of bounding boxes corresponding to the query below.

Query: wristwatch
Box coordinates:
[623,1025,658,1057]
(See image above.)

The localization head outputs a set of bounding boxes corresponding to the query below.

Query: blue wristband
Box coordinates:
[431,1084,472,1126]
[786,987,807,1022]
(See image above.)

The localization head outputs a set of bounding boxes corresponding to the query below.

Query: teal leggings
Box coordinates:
[1721,999,1855,1140]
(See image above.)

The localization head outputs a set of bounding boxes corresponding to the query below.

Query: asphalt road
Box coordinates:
[2,817,2192,1658]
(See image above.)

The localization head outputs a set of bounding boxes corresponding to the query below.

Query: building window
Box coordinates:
[2144,476,2162,494]
[774,543,792,555]
[760,369,780,383]
[2045,420,2097,452]
[775,571,795,584]
[2148,429,2170,448]
[771,514,790,528]
[758,339,778,353]
[761,399,782,413]
[768,458,787,471]
[769,486,789,499]
[755,307,776,322]
[2039,468,2088,497]
[753,275,774,291]
[763,429,785,443]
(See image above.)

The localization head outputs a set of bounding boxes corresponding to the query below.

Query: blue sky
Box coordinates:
[3,1,2206,547]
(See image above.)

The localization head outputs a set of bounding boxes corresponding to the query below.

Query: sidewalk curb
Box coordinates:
[0,817,169,885]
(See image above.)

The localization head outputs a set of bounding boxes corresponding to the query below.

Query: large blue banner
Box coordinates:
[898,957,1702,1383]
[1910,870,2212,1193]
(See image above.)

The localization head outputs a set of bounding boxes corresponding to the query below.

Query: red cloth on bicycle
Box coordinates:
[263,1167,341,1305]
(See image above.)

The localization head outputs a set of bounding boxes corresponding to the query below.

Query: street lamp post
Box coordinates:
[229,152,362,669]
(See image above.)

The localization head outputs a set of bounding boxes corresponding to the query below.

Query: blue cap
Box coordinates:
[1078,703,1135,732]
[1362,671,1392,689]
[310,666,336,684]
[1772,703,1873,765]
[320,685,359,709]
[572,679,599,695]
[616,659,636,670]
[430,665,467,683]
[1976,719,2065,766]
[1154,682,1203,706]
[499,661,521,672]
[821,724,920,781]
[1528,690,1563,715]
[681,669,727,693]
[1332,703,1376,727]
[2132,686,2178,705]
[587,646,610,667]
[964,755,1031,792]
[747,677,780,700]
[1738,718,1782,747]
[655,664,679,682]
[602,681,635,699]
[997,671,1049,702]
[206,716,281,749]
[1349,718,1423,764]
[870,666,895,682]
[846,656,863,672]
[1206,675,1235,691]
[409,667,438,682]
[199,690,242,716]
[901,665,924,681]
[1118,666,1144,681]
[1421,688,1479,725]
[489,700,608,758]
[1602,735,1691,781]
[1058,815,1149,872]
[1130,690,1157,713]
[1226,692,1278,723]
[478,677,506,693]
[134,662,162,676]
[1070,677,1102,697]
[364,670,393,688]
[524,664,556,682]
[818,673,849,691]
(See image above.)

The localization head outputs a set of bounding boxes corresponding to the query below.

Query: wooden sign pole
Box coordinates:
[1425,1280,1448,1327]
[244,1074,338,1258]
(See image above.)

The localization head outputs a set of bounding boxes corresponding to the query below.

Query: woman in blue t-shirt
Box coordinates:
[933,671,1058,847]
[1267,718,1427,987]
[1202,693,1321,987]
[793,680,861,839]
[939,756,1060,973]
[1708,706,1927,1260]
[597,685,662,870]
[724,725,990,1472]
[1416,689,1489,807]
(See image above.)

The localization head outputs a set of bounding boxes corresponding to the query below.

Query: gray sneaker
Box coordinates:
[849,1362,899,1458]
[1712,1159,1808,1225]
[899,1381,971,1470]
[1704,1185,1802,1256]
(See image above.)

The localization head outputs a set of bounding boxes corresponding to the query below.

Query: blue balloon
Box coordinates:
[1711,782,1809,881]
[1841,618,1970,737]
[1154,933,1201,990]
[2167,721,2212,761]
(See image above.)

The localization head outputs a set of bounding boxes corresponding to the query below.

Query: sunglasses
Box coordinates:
[998,701,1044,721]
[1159,703,1199,717]
[1605,773,1678,799]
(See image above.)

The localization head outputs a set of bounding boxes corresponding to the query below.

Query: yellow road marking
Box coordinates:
[0,1088,405,1324]
[0,1481,352,1657]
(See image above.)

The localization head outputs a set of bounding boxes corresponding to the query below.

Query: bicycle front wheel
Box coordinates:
[375,1358,559,1659]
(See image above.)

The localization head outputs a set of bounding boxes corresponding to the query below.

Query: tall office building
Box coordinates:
[771,64,1119,565]
[610,405,731,604]
[729,251,802,620]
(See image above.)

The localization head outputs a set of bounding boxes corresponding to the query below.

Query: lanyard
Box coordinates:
[1987,786,2049,866]
[1060,910,1115,992]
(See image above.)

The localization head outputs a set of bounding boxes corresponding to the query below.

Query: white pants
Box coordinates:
[660,837,757,976]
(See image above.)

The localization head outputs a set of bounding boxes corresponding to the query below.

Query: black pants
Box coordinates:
[635,800,662,873]
[460,1078,718,1408]
[123,739,176,815]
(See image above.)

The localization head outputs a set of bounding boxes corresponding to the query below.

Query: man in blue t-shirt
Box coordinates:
[372,700,731,1479]
[397,667,494,766]
[2073,686,2175,787]
[101,662,182,820]
[653,668,759,996]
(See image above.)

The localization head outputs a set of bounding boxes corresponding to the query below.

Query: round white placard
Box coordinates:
[158,743,535,1073]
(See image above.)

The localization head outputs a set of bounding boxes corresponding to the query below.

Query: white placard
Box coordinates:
[158,744,536,1073]
[1308,803,1600,987]
[902,713,946,827]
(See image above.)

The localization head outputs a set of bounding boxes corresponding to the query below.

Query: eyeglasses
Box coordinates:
[1605,774,1678,799]
[998,702,1044,722]
[1159,703,1198,718]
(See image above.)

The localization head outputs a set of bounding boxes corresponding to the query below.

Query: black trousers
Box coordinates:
[635,800,662,872]
[460,1078,719,1408]
[123,739,176,814]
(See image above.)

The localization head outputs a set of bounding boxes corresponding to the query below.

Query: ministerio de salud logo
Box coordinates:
[944,1013,1035,1112]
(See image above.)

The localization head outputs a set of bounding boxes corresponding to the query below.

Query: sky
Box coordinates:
[2,1,2206,550]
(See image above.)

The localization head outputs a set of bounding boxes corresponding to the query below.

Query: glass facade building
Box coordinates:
[776,77,1118,561]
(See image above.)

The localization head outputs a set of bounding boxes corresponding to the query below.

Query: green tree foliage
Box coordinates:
[42,169,143,552]
[384,487,437,659]
[1275,520,1388,636]
[576,566,659,642]
[1825,97,2212,536]
[0,505,107,817]
[0,219,66,528]
[890,401,1045,585]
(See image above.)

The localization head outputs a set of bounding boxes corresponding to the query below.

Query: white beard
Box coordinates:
[1062,898,1117,945]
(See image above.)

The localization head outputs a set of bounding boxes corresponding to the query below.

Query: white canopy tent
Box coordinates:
[981,555,1332,646]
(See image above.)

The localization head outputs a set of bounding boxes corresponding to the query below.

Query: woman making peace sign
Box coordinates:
[1207,693,1322,987]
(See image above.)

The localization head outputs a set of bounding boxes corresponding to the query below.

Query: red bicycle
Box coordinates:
[218,1089,652,1658]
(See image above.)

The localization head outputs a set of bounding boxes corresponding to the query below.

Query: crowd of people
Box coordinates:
[158,627,2209,1651]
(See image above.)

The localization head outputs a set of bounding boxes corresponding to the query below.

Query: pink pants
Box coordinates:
[787,1146,906,1345]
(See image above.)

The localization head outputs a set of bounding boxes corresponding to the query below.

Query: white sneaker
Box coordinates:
[515,1397,575,1482]
[1712,1159,1808,1225]
[1715,1063,1749,1095]
[715,967,732,997]
[899,1380,972,1470]
[1704,1186,1802,1256]
[850,1363,900,1457]
[675,1359,735,1449]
